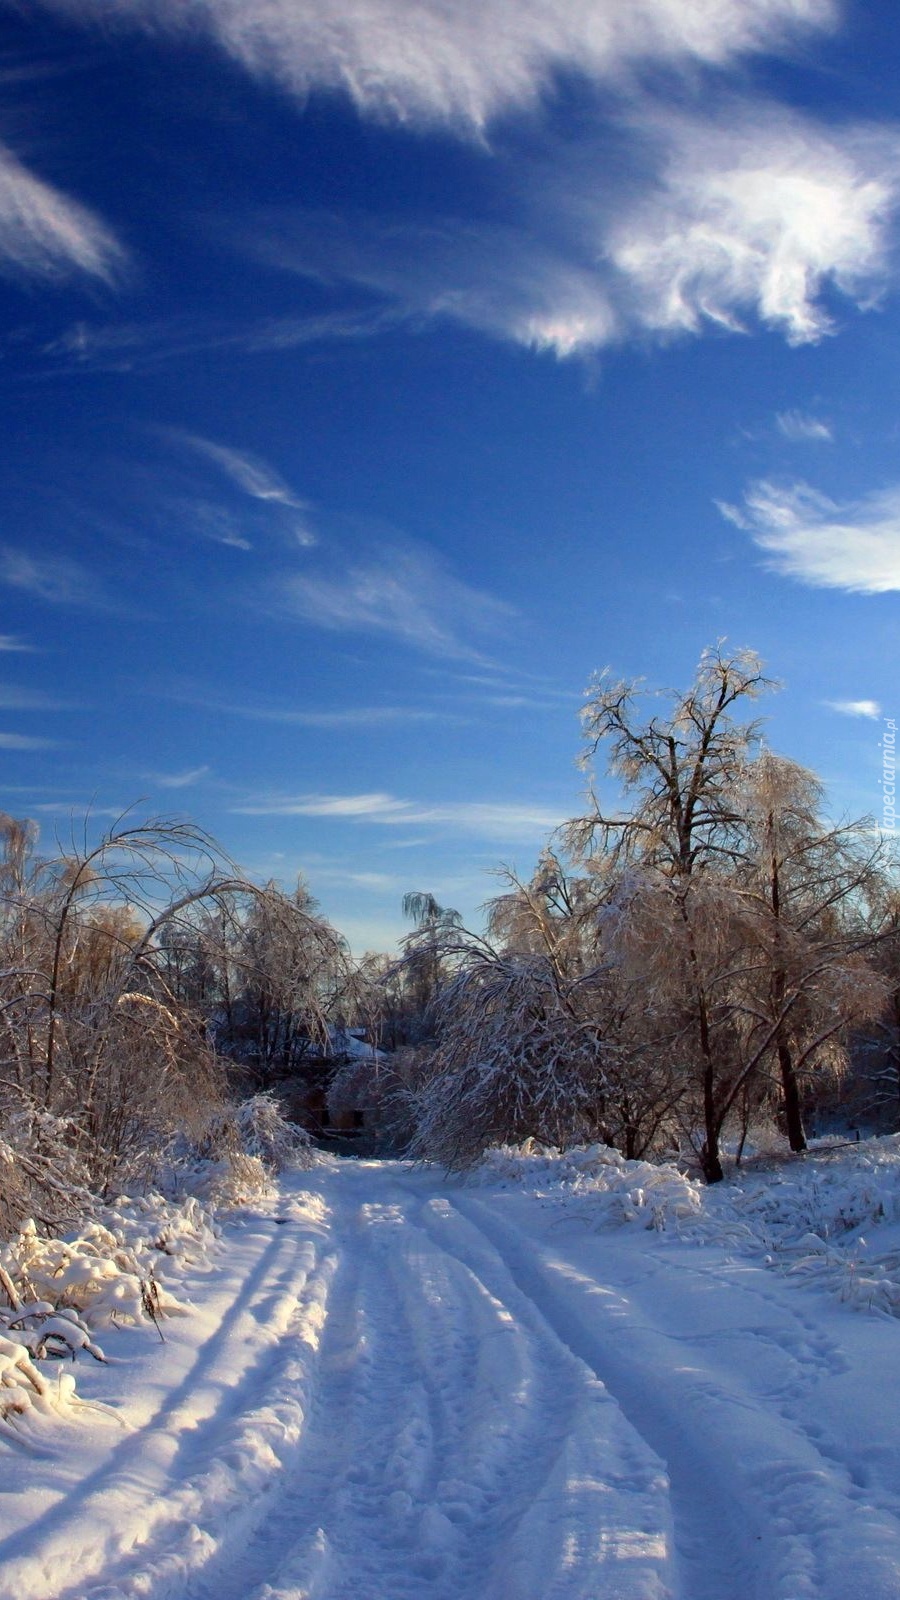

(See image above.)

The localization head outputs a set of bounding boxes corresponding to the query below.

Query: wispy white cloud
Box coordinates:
[0,545,109,608]
[166,687,453,727]
[237,306,407,353]
[30,802,125,818]
[0,142,125,285]
[0,731,59,749]
[278,541,515,663]
[163,431,317,548]
[231,789,565,838]
[254,102,900,358]
[484,693,563,710]
[329,869,399,891]
[605,108,900,347]
[24,5,895,364]
[42,319,154,368]
[254,209,619,356]
[176,435,302,507]
[170,500,254,552]
[776,409,833,442]
[28,0,836,131]
[301,863,403,892]
[428,666,577,704]
[826,699,882,719]
[240,706,450,727]
[145,764,211,789]
[0,634,35,652]
[719,479,900,592]
[239,793,409,820]
[41,306,404,373]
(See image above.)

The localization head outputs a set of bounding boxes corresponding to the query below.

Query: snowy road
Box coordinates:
[2,1155,900,1599]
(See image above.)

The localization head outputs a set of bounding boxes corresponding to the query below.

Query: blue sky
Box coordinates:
[1,0,899,951]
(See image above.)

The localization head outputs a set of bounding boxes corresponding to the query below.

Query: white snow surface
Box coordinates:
[2,1140,900,1598]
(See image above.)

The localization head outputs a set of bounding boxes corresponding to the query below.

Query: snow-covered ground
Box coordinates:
[3,1140,900,1599]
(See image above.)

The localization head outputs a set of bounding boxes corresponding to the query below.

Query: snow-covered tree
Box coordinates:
[404,947,608,1167]
[566,645,773,1180]
[731,753,890,1150]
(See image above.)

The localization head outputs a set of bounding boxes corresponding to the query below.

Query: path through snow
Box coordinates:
[1,1156,900,1599]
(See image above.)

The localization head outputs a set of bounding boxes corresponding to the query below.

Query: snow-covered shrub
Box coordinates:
[175,1091,314,1206]
[187,1152,276,1207]
[0,1332,81,1433]
[730,1117,792,1163]
[0,814,319,1228]
[191,1091,313,1170]
[110,1192,218,1264]
[0,1217,190,1328]
[0,1189,217,1436]
[471,1140,704,1229]
[0,1297,105,1364]
[234,1093,314,1169]
[0,1103,93,1237]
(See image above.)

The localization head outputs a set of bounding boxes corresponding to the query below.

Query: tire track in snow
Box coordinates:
[186,1167,671,1600]
[439,1193,767,1600]
[182,1192,375,1600]
[238,1190,458,1600]
[449,1190,900,1600]
[11,1161,899,1600]
[217,1179,630,1600]
[408,1190,673,1600]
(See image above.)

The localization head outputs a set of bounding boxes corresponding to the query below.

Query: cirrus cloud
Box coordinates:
[0,731,60,749]
[719,479,900,592]
[253,103,900,357]
[776,409,833,442]
[20,0,837,132]
[826,699,881,719]
[231,789,565,839]
[0,142,125,285]
[606,108,900,347]
[278,541,516,663]
[0,545,112,609]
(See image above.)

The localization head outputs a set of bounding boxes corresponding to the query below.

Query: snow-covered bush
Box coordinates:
[0,1215,192,1329]
[0,1190,217,1435]
[0,1297,105,1364]
[0,1332,81,1433]
[175,1091,314,1206]
[190,1090,313,1169]
[471,1140,704,1229]
[0,1104,93,1237]
[232,1092,314,1169]
[0,813,334,1231]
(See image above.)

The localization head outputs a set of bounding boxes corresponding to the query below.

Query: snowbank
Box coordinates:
[470,1139,703,1228]
[470,1133,900,1318]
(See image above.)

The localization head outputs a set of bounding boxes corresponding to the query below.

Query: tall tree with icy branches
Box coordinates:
[734,752,890,1151]
[570,643,772,876]
[568,646,896,1176]
[568,644,773,1182]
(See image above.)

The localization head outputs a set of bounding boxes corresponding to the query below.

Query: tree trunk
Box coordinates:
[701,1058,724,1183]
[677,892,724,1183]
[770,940,807,1152]
[778,1038,807,1152]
